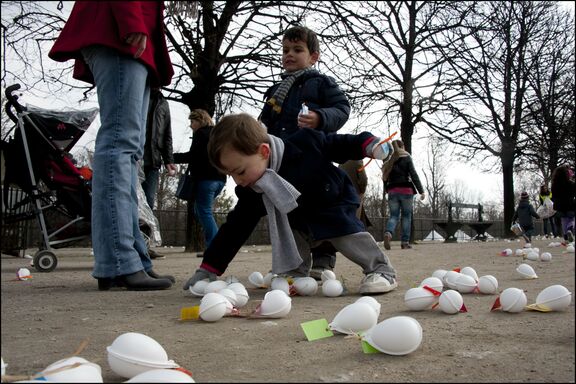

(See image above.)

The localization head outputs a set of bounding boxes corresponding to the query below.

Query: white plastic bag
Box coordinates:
[537,197,556,219]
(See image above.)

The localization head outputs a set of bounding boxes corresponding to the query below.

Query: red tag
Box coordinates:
[422,285,442,296]
[452,267,461,272]
[459,303,468,313]
[490,297,501,311]
[174,367,194,377]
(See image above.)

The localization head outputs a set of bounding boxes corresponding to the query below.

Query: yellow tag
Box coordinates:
[525,303,552,312]
[180,306,200,320]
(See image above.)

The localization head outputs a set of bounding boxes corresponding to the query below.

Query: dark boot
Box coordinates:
[147,269,176,283]
[97,270,172,291]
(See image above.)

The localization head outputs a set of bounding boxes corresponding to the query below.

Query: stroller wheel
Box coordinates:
[33,250,58,272]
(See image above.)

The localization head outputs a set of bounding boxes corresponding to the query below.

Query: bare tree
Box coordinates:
[313,1,474,153]
[520,6,575,181]
[422,136,448,218]
[432,1,564,234]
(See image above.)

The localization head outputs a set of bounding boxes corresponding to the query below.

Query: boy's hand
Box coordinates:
[297,110,319,129]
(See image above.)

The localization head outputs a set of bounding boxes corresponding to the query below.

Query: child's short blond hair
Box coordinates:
[208,113,269,170]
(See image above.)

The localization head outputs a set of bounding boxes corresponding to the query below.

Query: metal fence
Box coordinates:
[4,207,552,250]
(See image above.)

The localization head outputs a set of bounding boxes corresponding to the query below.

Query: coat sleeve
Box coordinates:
[314,76,351,133]
[159,100,174,165]
[407,158,425,194]
[109,2,148,40]
[200,189,267,275]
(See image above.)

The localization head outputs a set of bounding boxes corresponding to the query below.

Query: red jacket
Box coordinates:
[48,1,173,87]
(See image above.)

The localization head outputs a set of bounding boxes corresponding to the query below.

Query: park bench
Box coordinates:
[434,202,493,242]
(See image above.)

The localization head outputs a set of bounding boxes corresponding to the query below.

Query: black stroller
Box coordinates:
[2,84,98,271]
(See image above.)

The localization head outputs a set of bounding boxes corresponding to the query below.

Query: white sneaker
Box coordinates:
[359,273,397,295]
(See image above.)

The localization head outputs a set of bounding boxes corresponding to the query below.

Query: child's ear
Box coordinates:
[310,51,320,65]
[260,143,271,160]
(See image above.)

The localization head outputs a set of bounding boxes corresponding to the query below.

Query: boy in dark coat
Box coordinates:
[259,25,351,278]
[512,191,540,243]
[183,113,397,295]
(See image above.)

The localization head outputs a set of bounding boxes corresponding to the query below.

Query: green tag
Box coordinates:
[300,319,334,341]
[361,340,380,354]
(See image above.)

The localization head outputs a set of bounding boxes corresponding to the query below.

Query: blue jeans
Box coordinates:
[385,193,414,243]
[141,167,160,209]
[82,45,152,279]
[194,180,225,247]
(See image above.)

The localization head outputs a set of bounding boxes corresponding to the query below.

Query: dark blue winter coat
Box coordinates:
[260,70,350,139]
[200,129,374,275]
[512,199,540,229]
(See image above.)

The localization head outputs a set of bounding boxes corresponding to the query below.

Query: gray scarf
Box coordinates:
[252,135,303,274]
[266,68,317,114]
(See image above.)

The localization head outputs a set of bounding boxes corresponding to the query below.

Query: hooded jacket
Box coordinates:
[199,129,374,275]
[260,70,350,138]
[512,199,540,228]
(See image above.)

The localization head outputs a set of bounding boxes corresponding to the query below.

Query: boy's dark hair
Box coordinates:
[208,113,269,171]
[283,25,320,54]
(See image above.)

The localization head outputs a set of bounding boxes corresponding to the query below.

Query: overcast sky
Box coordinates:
[9,1,575,206]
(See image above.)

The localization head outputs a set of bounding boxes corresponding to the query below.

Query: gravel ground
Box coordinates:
[1,238,574,383]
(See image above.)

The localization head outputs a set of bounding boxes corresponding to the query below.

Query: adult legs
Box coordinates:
[194,180,225,247]
[398,194,414,244]
[83,46,171,289]
[141,166,160,209]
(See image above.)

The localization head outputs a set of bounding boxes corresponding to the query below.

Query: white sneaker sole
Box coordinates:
[359,281,398,295]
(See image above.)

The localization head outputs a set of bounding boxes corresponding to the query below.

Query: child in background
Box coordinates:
[512,191,540,244]
[183,113,397,295]
[259,25,352,277]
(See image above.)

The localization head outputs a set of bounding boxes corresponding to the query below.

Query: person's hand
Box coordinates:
[297,110,320,129]
[125,32,147,58]
[166,163,177,176]
[182,268,217,290]
[420,192,426,201]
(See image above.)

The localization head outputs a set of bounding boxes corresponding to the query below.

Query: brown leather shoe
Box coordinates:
[401,243,412,250]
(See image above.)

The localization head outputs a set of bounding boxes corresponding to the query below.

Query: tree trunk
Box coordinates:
[501,150,516,238]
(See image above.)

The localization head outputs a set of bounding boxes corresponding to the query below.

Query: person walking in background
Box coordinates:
[551,164,575,243]
[142,88,176,210]
[173,109,226,257]
[49,2,175,291]
[382,139,425,250]
[512,191,540,244]
[538,184,557,238]
[259,25,351,279]
[142,88,176,259]
[183,113,397,295]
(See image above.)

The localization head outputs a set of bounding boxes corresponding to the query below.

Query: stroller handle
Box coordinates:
[5,84,24,123]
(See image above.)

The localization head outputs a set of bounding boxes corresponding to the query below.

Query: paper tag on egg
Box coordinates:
[361,341,380,354]
[180,306,200,321]
[300,319,334,341]
[525,303,552,312]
